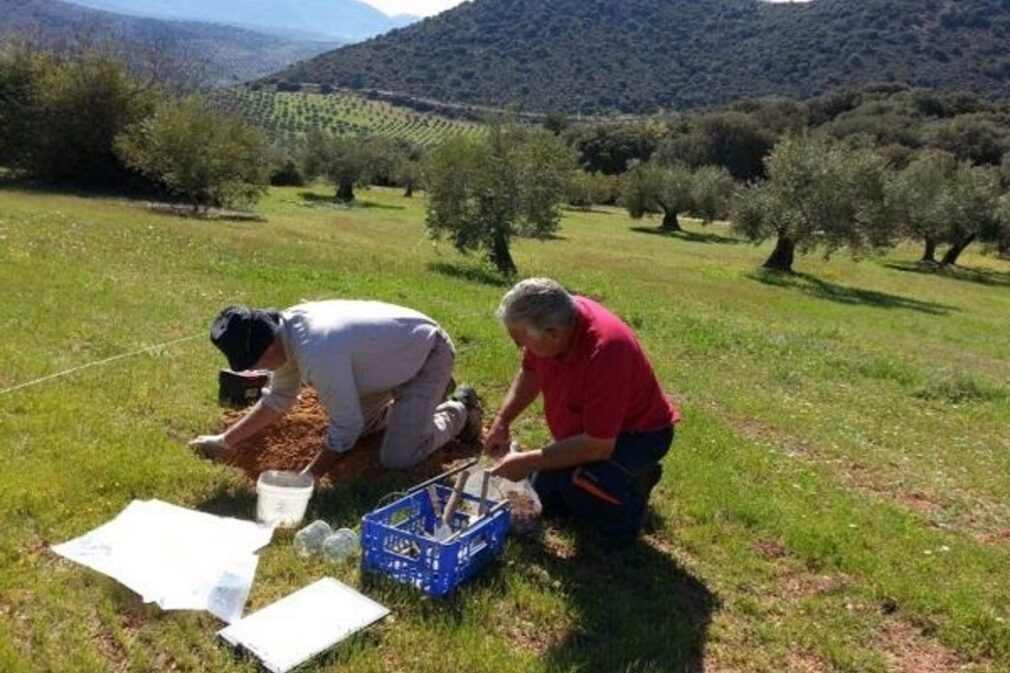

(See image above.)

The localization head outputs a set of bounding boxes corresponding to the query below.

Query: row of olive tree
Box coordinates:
[300,131,423,202]
[568,130,1010,274]
[731,135,1010,273]
[0,45,271,212]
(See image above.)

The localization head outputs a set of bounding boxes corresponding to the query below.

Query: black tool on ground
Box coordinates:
[218,368,269,408]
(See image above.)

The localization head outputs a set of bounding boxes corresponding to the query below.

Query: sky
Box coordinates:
[361,0,467,17]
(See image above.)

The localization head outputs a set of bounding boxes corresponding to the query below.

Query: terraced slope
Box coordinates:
[211,87,483,145]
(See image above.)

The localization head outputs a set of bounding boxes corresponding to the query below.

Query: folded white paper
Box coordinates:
[218,578,390,673]
[51,499,273,623]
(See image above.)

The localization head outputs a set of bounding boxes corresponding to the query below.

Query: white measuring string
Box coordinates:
[0,333,203,396]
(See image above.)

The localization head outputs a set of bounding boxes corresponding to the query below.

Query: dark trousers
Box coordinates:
[532,427,674,545]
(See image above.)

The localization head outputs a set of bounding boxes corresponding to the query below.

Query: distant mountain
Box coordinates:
[270,0,1010,114]
[63,0,419,43]
[0,0,340,86]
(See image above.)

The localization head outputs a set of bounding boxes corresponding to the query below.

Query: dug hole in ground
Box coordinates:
[214,390,482,487]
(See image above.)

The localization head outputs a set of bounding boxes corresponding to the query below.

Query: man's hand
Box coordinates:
[188,434,230,459]
[483,417,511,459]
[489,450,539,482]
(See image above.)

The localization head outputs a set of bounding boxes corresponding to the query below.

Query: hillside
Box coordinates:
[272,0,1010,114]
[64,0,417,43]
[0,0,339,86]
[210,87,482,146]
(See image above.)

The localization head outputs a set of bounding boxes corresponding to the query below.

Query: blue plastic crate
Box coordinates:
[360,484,510,597]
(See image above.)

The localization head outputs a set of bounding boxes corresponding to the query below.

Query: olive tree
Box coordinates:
[1,48,158,184]
[302,130,371,202]
[936,163,1003,266]
[731,134,893,273]
[886,149,957,263]
[622,161,693,232]
[424,123,574,276]
[690,165,736,223]
[116,95,269,212]
[996,193,1010,259]
[565,170,619,210]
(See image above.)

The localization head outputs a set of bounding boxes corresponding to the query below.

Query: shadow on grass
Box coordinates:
[563,206,615,215]
[530,519,716,672]
[523,232,568,241]
[884,261,1010,288]
[428,261,511,287]
[354,504,715,671]
[631,226,743,245]
[749,270,956,315]
[0,176,146,200]
[0,177,266,222]
[298,192,405,210]
[145,204,266,222]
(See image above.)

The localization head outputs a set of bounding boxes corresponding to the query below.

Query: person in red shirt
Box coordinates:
[487,278,681,544]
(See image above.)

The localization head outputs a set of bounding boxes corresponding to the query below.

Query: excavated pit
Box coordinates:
[214,390,480,486]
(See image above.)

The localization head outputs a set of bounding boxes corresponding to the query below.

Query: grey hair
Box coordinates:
[496,278,576,336]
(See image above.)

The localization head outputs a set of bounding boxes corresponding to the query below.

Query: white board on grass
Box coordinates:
[218,578,389,673]
[51,499,272,623]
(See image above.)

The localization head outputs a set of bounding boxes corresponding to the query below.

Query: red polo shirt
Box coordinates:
[522,296,681,441]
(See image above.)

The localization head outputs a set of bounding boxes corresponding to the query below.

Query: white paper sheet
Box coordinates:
[218,578,390,673]
[51,499,273,623]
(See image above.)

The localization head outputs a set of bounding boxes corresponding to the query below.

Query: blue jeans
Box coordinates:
[532,427,674,545]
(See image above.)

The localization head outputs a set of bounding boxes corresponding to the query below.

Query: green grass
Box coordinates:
[211,88,483,146]
[2,185,1010,672]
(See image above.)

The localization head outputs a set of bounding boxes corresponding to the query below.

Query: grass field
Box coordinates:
[2,184,1010,672]
[211,88,483,146]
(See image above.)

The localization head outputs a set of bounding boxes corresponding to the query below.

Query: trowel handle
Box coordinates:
[477,470,491,516]
[442,470,469,525]
[426,485,442,517]
[405,457,479,495]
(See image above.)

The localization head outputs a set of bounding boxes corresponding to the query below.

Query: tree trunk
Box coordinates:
[940,233,977,266]
[489,229,517,277]
[763,235,795,273]
[660,209,681,233]
[998,240,1010,260]
[336,179,355,203]
[403,180,413,198]
[921,238,937,263]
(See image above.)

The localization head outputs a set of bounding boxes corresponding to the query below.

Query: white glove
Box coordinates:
[189,434,230,459]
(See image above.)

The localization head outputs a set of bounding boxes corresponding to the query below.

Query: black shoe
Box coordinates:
[451,385,483,443]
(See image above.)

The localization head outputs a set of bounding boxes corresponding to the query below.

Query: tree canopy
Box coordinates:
[731,134,893,273]
[424,123,574,276]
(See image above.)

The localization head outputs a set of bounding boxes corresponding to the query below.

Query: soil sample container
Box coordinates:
[256,470,314,528]
[218,369,269,408]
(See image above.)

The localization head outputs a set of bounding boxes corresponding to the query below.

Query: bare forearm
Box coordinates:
[222,401,284,447]
[491,432,617,481]
[495,369,540,426]
[533,434,616,471]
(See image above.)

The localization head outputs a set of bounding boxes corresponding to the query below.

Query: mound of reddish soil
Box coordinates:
[215,390,480,486]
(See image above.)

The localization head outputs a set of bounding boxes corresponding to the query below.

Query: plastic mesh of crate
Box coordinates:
[360,484,510,597]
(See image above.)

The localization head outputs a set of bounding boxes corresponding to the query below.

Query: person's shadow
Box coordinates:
[520,519,717,672]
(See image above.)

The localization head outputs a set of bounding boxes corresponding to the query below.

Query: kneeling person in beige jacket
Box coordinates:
[190,300,481,473]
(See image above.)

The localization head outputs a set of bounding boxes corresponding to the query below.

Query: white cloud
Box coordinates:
[361,0,467,17]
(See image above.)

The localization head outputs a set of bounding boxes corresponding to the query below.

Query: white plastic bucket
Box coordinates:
[256,470,314,528]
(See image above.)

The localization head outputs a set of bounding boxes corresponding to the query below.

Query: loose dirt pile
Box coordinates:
[215,391,479,486]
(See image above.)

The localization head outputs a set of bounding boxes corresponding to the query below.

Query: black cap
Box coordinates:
[210,305,280,372]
